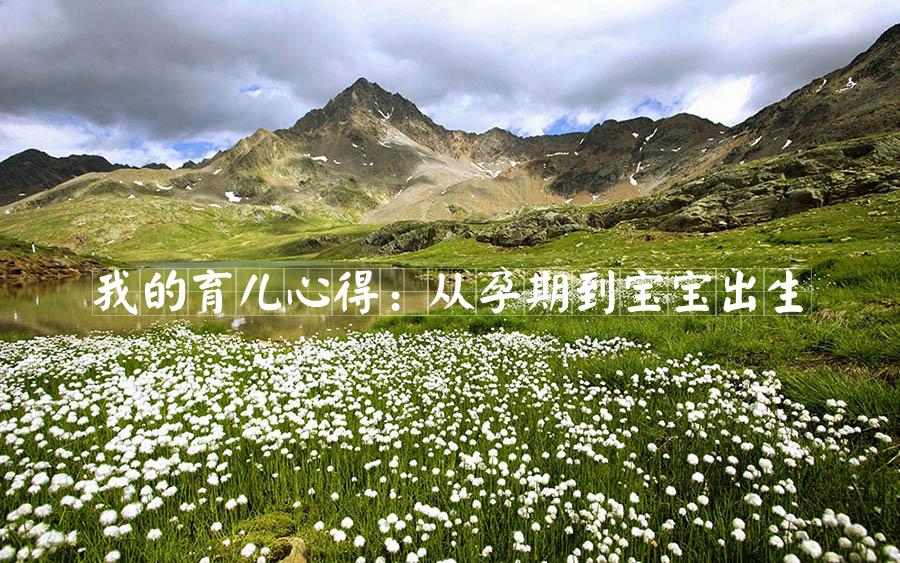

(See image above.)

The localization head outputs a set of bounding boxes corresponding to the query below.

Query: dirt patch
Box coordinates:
[0,254,102,286]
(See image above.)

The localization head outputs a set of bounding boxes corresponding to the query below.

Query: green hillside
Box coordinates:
[0,193,373,262]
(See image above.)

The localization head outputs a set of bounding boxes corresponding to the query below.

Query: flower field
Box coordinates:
[0,325,897,562]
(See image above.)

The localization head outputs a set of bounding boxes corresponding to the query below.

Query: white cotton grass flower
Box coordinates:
[0,324,895,561]
[385,538,400,553]
[121,502,142,519]
[99,510,117,526]
[800,540,823,559]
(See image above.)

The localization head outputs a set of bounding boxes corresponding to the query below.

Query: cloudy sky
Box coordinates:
[1,0,897,167]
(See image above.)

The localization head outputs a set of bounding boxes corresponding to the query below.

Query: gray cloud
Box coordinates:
[0,0,897,164]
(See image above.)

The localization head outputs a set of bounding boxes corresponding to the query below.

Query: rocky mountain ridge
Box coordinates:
[0,149,123,205]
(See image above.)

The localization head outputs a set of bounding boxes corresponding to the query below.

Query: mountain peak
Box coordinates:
[2,148,50,164]
[290,78,431,134]
[346,76,377,92]
[330,77,408,114]
[0,149,120,205]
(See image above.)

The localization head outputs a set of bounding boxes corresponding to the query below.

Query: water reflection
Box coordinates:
[0,262,434,339]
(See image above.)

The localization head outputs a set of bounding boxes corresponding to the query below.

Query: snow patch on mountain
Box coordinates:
[836,77,857,93]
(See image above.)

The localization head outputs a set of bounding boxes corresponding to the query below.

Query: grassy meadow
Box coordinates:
[0,193,375,262]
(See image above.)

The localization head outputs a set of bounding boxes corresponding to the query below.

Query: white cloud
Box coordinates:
[422,93,561,136]
[0,113,238,168]
[574,111,603,128]
[682,75,756,125]
[98,144,189,170]
[0,114,96,159]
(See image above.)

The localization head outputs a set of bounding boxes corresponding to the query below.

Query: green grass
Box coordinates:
[0,234,104,262]
[0,193,378,262]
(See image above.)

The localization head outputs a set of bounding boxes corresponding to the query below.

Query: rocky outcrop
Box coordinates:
[362,221,477,254]
[280,233,357,255]
[0,249,103,286]
[476,209,590,247]
[589,134,899,232]
[0,235,110,286]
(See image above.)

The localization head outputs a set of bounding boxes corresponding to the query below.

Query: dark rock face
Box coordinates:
[544,114,724,197]
[607,135,899,232]
[0,149,123,205]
